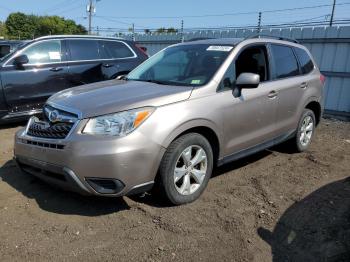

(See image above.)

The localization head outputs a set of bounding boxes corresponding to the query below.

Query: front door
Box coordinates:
[1,39,69,113]
[220,44,278,156]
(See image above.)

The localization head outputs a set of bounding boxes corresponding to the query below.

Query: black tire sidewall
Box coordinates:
[160,133,213,205]
[295,109,316,152]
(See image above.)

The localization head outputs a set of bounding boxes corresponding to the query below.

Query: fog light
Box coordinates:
[86,178,125,194]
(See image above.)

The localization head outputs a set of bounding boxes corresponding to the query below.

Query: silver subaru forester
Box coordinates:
[14,36,325,205]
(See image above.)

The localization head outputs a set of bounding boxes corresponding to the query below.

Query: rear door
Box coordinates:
[269,44,308,135]
[1,39,69,112]
[98,40,140,78]
[66,39,104,86]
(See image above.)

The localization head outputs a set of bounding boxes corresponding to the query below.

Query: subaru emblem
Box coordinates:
[48,110,60,123]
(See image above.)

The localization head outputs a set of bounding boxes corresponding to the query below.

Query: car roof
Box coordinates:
[34,35,128,42]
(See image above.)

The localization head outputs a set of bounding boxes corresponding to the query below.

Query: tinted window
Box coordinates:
[271,44,299,79]
[294,47,314,74]
[236,46,269,82]
[13,40,62,64]
[0,45,10,58]
[100,41,134,59]
[68,40,100,61]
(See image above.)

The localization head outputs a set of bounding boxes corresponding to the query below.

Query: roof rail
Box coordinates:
[245,34,299,44]
[186,37,214,42]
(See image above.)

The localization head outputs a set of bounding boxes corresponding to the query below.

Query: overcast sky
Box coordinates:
[1,0,350,34]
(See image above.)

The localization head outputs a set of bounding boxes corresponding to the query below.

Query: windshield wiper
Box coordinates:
[128,78,190,86]
[144,79,169,85]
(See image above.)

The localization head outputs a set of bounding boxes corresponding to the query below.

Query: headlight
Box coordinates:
[83,107,154,136]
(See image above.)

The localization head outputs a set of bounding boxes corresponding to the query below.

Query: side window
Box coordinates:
[68,40,100,61]
[0,45,10,58]
[12,40,62,64]
[270,44,299,79]
[294,47,314,74]
[100,41,134,59]
[235,45,269,82]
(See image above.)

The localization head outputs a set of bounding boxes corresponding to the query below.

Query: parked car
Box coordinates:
[0,35,148,123]
[0,40,28,58]
[14,36,325,205]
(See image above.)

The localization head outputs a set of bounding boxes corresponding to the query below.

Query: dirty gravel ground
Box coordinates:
[0,119,349,262]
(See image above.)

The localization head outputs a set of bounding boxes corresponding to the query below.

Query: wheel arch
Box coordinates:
[305,100,322,125]
[162,120,222,166]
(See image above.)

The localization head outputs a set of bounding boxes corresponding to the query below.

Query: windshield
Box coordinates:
[127,44,233,86]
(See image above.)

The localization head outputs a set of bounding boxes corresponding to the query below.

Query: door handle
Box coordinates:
[300,82,308,89]
[102,63,113,68]
[268,90,278,99]
[49,67,63,72]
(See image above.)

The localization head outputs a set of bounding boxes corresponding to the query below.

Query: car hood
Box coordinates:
[48,80,193,118]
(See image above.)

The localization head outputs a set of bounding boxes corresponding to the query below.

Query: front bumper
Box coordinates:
[14,123,166,197]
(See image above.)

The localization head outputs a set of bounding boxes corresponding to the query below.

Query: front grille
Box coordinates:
[26,105,78,139]
[27,122,73,139]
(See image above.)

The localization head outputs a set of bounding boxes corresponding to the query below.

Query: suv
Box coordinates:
[14,36,325,205]
[0,35,148,123]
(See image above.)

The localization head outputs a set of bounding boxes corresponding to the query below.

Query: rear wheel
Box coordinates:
[157,133,213,205]
[292,109,316,152]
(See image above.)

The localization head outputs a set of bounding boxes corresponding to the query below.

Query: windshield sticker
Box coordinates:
[191,79,201,85]
[207,46,233,52]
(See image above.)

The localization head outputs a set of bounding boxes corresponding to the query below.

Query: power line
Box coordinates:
[94,2,350,20]
[42,0,77,14]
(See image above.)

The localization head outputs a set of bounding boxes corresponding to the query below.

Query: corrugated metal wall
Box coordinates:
[129,26,350,114]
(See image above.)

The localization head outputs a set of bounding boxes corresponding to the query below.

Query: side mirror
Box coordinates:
[13,54,29,67]
[236,73,260,89]
[115,74,127,80]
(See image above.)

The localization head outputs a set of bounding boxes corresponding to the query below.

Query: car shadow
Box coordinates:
[0,121,26,130]
[212,149,272,178]
[258,177,350,262]
[132,149,273,207]
[0,160,130,216]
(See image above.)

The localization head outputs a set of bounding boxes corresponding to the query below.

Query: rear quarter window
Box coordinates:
[294,47,314,74]
[270,44,299,79]
[100,41,134,59]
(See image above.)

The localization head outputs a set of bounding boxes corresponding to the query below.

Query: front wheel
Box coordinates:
[157,133,213,205]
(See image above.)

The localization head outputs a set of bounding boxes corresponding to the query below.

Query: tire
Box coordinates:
[157,133,213,205]
[292,109,316,152]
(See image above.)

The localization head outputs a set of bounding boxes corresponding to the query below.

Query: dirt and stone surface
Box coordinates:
[0,119,349,262]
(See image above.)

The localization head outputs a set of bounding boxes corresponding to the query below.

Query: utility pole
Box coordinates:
[132,23,135,41]
[257,12,262,34]
[330,0,336,26]
[181,20,184,42]
[87,0,93,34]
[87,0,100,34]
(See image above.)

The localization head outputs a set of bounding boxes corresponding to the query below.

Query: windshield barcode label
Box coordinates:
[207,46,233,52]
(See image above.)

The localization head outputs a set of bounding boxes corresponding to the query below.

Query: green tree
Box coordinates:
[0,21,7,38]
[5,12,87,39]
[156,27,178,34]
[5,12,39,39]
